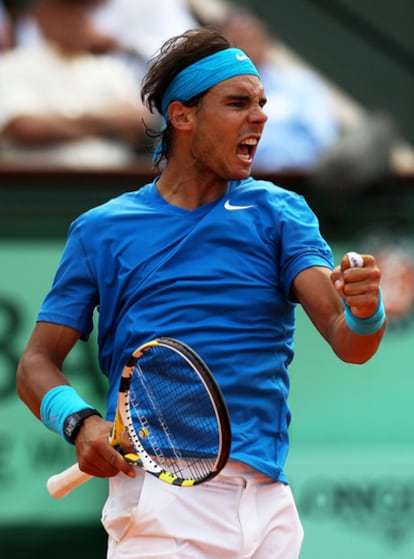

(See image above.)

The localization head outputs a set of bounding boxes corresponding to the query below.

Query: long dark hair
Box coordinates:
[141,27,231,167]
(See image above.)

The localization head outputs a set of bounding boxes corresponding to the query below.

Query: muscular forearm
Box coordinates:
[16,351,70,419]
[3,106,147,146]
[3,114,92,144]
[294,256,385,365]
[78,106,148,144]
[16,331,135,480]
[328,313,386,364]
[16,322,81,419]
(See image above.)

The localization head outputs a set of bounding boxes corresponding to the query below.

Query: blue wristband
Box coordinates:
[40,385,94,442]
[343,290,386,335]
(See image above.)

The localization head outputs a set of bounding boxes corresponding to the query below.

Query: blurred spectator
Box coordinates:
[9,0,200,81]
[0,0,156,168]
[0,0,12,50]
[89,0,200,79]
[311,110,397,191]
[219,10,340,173]
[1,0,38,46]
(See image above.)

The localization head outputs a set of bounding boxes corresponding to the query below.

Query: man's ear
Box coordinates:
[168,101,193,130]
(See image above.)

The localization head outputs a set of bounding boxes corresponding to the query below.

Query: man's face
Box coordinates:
[188,75,268,181]
[36,1,111,56]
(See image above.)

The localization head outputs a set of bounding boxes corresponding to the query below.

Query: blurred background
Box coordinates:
[1,0,413,557]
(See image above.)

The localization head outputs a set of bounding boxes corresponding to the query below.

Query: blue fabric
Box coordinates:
[40,385,94,442]
[343,290,385,335]
[160,48,260,120]
[38,177,334,482]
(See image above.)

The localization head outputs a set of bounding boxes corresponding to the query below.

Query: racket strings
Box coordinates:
[133,366,184,465]
[127,345,221,481]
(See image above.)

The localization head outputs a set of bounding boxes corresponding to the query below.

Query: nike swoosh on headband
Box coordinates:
[224,200,255,211]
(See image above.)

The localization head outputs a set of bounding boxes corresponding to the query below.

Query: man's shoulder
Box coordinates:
[237,176,299,199]
[73,183,152,226]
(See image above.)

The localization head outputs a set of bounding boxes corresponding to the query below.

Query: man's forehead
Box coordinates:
[209,75,265,97]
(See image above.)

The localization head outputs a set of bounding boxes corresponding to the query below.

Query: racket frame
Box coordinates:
[118,337,231,486]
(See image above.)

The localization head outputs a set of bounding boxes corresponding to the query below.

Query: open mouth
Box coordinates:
[237,137,258,162]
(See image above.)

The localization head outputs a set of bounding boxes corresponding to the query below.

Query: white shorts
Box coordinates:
[101,459,304,559]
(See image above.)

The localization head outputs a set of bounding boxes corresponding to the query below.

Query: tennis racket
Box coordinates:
[47,337,231,498]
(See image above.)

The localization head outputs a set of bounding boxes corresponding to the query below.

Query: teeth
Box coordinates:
[241,138,258,146]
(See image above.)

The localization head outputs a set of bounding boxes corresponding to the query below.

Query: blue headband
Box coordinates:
[161,47,260,121]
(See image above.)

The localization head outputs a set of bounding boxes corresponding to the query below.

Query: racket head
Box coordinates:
[118,337,231,486]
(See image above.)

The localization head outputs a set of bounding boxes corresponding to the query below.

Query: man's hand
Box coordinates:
[74,415,136,479]
[331,252,382,319]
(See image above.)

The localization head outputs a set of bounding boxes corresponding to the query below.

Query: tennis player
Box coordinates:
[16,27,386,558]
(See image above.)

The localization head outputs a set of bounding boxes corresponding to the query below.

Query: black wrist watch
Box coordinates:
[63,408,102,444]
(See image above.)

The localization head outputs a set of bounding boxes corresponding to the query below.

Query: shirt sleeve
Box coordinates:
[277,191,334,299]
[37,219,98,340]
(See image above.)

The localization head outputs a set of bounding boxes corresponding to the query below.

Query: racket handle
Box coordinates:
[341,251,364,271]
[47,463,92,498]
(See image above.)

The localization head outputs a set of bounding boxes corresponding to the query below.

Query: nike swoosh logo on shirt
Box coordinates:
[224,200,255,211]
[235,53,248,61]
